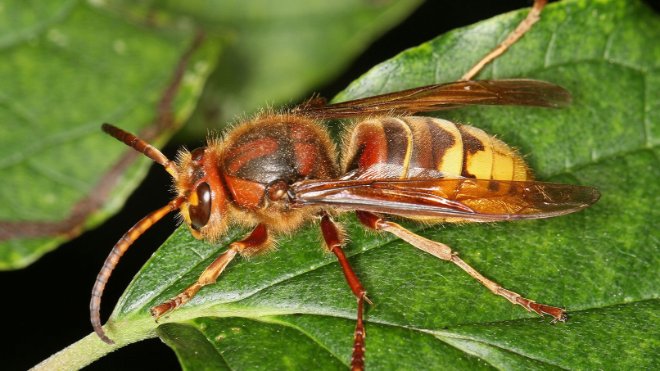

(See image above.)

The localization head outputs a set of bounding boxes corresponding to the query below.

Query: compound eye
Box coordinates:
[189,182,212,231]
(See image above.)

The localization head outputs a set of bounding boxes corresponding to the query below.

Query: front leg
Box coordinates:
[151,224,269,319]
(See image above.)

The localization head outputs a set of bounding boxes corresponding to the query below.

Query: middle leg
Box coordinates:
[321,213,370,371]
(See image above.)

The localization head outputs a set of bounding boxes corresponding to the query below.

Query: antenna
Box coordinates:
[90,197,184,344]
[102,123,177,177]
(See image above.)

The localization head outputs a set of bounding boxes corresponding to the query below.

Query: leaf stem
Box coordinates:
[31,318,156,370]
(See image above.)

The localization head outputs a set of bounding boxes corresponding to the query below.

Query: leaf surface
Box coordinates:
[0,0,420,269]
[0,0,218,269]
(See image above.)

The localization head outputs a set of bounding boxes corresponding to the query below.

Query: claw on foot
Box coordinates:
[521,299,567,322]
[150,301,175,320]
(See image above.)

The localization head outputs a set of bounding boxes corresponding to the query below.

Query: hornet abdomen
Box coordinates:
[343,116,531,181]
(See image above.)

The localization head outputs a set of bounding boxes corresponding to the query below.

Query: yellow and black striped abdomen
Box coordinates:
[343,116,531,181]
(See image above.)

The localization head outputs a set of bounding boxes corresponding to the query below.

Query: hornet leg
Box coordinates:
[461,0,548,80]
[357,211,566,322]
[321,214,371,371]
[151,224,269,318]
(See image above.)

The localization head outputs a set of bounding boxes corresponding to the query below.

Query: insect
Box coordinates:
[90,1,599,369]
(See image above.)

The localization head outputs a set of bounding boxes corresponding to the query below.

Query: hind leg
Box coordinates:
[461,0,548,81]
[357,211,566,321]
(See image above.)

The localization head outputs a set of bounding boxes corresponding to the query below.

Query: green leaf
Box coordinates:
[0,0,219,269]
[37,0,659,369]
[101,0,422,137]
[0,0,419,270]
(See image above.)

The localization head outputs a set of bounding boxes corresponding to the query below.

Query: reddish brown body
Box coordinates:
[188,114,534,235]
[93,81,598,369]
[91,5,598,368]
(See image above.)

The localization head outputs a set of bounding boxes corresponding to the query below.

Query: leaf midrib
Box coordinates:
[226,275,657,329]
[141,239,657,340]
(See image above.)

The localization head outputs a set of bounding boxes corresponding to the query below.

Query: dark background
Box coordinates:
[3,1,657,370]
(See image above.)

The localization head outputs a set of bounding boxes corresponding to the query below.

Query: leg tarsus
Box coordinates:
[523,299,567,322]
[321,213,369,371]
[351,295,366,371]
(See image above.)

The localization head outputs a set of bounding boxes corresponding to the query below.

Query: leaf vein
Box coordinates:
[0,122,99,169]
[643,74,651,149]
[543,27,557,69]
[253,316,350,368]
[26,159,91,192]
[433,332,570,370]
[188,321,236,371]
[0,0,76,50]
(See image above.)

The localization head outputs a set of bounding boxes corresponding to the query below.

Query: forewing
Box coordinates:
[291,177,599,221]
[294,79,571,119]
